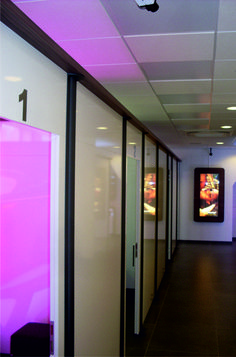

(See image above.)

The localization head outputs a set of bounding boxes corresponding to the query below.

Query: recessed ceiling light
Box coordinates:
[5,76,22,82]
[227,106,236,111]
[113,146,120,149]
[129,142,136,145]
[221,125,232,129]
[97,126,108,130]
[216,142,224,145]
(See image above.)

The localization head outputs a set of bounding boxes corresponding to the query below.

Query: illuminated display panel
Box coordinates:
[144,169,156,220]
[0,119,51,354]
[194,168,224,222]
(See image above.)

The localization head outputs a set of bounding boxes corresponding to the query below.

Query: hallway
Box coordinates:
[127,241,236,357]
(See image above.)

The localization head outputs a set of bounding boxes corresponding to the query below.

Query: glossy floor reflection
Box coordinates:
[126,241,236,357]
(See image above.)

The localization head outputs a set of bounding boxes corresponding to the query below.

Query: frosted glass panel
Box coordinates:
[0,119,51,354]
[172,159,177,254]
[157,148,167,289]
[126,123,142,335]
[74,84,122,357]
[143,138,156,322]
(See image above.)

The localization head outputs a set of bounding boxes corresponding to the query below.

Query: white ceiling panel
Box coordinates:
[215,32,236,60]
[213,79,236,92]
[159,94,211,105]
[171,118,209,130]
[212,93,236,104]
[124,33,215,63]
[141,61,213,80]
[100,0,219,35]
[10,0,236,149]
[214,60,236,79]
[151,80,212,94]
[103,82,154,97]
[85,63,146,82]
[217,0,236,31]
[164,104,211,113]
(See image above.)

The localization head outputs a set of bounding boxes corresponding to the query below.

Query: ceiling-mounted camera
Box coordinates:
[135,0,159,12]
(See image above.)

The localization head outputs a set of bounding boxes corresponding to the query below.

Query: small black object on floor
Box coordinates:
[10,322,50,357]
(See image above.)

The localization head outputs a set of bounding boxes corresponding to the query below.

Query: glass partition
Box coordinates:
[126,123,142,337]
[157,147,167,289]
[172,158,177,254]
[143,137,156,322]
[0,120,52,355]
[74,84,122,357]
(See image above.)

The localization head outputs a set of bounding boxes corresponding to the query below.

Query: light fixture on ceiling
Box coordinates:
[216,142,224,145]
[221,125,232,129]
[96,126,108,130]
[135,0,159,12]
[4,76,22,82]
[227,106,236,111]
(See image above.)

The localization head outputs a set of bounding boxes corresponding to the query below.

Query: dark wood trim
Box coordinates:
[0,0,181,162]
[65,74,78,357]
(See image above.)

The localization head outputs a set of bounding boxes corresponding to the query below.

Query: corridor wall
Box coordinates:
[1,6,181,356]
[178,148,236,242]
[0,23,67,356]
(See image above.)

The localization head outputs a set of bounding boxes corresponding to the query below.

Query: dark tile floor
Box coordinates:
[126,241,236,357]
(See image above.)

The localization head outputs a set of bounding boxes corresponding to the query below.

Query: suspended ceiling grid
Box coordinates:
[9,0,236,150]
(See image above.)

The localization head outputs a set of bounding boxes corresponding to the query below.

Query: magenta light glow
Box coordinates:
[12,0,120,41]
[84,63,146,82]
[58,37,135,67]
[0,119,51,354]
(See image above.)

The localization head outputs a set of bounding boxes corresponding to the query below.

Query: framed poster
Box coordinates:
[194,168,224,222]
[144,168,156,220]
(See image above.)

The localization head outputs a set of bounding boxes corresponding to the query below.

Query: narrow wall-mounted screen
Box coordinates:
[194,168,224,222]
[144,169,156,220]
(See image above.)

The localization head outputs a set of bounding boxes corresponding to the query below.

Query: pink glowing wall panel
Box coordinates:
[0,119,51,354]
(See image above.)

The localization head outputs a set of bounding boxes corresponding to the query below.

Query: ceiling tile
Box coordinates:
[214,60,236,79]
[212,93,236,104]
[164,103,211,113]
[211,113,236,120]
[103,82,153,97]
[85,64,146,82]
[100,0,219,35]
[211,104,236,112]
[213,79,236,93]
[124,33,215,63]
[58,38,135,66]
[151,79,212,94]
[12,0,120,41]
[170,113,211,120]
[171,119,209,130]
[159,94,211,105]
[215,32,236,60]
[141,61,213,80]
[217,0,236,31]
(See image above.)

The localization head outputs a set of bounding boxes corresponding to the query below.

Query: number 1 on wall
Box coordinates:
[19,89,28,122]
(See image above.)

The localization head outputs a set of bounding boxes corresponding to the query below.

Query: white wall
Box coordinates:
[1,23,67,357]
[177,148,236,242]
[233,182,236,238]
